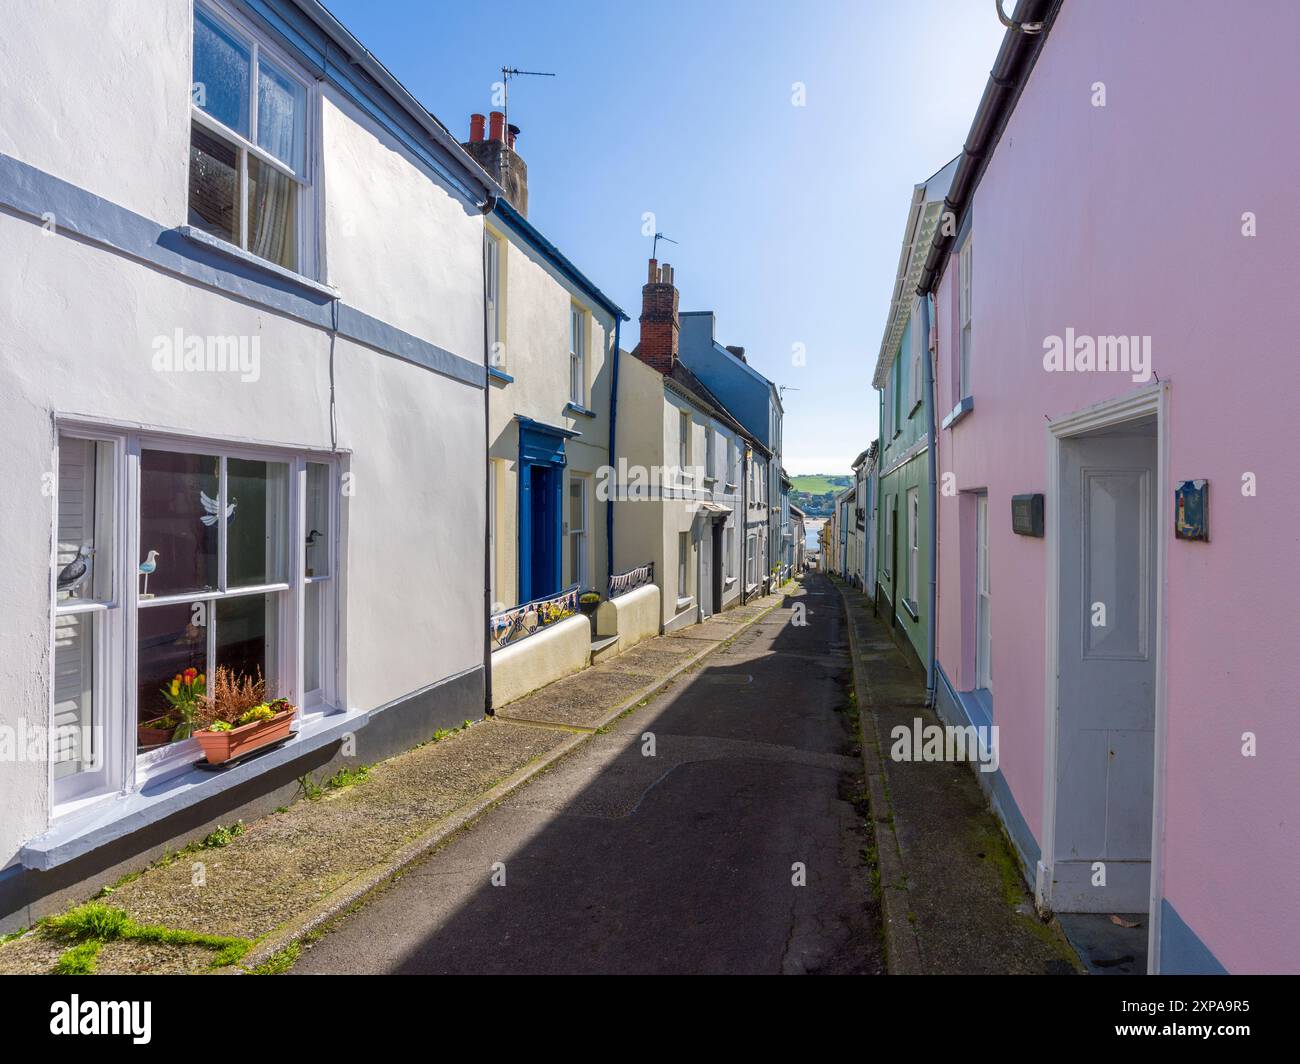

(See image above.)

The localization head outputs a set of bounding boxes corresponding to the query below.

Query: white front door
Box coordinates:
[1051,423,1158,912]
[699,526,713,619]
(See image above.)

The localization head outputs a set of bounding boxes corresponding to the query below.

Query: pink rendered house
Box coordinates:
[923,0,1299,973]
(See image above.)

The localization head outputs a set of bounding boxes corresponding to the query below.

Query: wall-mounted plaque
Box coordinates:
[1175,480,1209,541]
[1011,493,1044,537]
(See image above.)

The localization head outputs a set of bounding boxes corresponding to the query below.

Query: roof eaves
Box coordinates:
[493,199,629,321]
[289,0,497,204]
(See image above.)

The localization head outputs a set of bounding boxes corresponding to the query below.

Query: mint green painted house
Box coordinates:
[874,315,930,667]
[871,158,957,670]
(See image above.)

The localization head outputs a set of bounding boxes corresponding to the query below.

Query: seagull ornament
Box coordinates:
[57,545,95,592]
[200,490,236,526]
[139,549,160,597]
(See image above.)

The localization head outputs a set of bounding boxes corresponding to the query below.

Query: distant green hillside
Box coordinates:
[790,474,852,495]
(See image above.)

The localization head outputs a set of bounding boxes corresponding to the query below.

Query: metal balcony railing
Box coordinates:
[608,561,654,600]
[490,583,581,650]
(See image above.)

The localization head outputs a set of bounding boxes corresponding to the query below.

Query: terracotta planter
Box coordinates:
[137,723,175,748]
[195,707,296,765]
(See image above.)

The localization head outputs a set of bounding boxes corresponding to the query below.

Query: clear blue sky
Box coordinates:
[322,0,1005,475]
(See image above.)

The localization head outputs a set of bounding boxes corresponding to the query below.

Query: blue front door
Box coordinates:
[517,420,569,603]
[526,464,560,599]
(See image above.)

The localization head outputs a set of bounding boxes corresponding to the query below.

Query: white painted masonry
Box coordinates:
[0,0,494,901]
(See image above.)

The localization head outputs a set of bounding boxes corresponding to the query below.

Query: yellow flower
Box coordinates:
[170,680,180,696]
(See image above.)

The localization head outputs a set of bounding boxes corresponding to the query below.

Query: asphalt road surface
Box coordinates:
[293,573,883,975]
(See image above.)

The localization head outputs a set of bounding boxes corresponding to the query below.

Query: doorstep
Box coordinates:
[590,633,620,663]
[20,707,370,872]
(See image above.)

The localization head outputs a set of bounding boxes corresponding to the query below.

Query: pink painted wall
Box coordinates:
[932,0,1300,972]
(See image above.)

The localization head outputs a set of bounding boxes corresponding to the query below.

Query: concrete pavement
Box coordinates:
[292,573,884,975]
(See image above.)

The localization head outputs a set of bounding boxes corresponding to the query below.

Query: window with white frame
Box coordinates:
[909,301,923,412]
[746,534,756,587]
[883,494,894,580]
[51,428,339,805]
[892,357,902,433]
[52,435,119,804]
[959,238,973,398]
[976,493,992,691]
[189,2,315,273]
[485,230,504,369]
[567,475,588,589]
[302,461,336,706]
[569,304,586,405]
[678,532,690,600]
[725,526,734,580]
[679,410,691,483]
[704,426,716,482]
[907,487,919,606]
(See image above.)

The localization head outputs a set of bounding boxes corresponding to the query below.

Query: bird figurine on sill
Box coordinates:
[57,545,95,593]
[139,549,160,597]
[305,529,322,576]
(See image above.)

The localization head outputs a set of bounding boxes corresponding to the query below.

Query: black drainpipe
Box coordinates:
[917,0,1059,297]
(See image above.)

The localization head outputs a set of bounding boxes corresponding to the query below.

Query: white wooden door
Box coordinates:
[1053,428,1157,911]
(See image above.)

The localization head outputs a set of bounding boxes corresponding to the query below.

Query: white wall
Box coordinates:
[0,0,488,869]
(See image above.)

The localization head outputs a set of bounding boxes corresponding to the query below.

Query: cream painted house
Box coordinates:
[464,114,628,612]
[612,261,769,632]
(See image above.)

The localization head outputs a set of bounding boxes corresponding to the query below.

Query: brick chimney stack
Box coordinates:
[637,258,679,374]
[461,111,529,217]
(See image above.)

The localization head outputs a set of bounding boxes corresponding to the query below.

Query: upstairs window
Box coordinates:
[569,305,587,404]
[189,2,313,273]
[959,238,973,398]
[485,231,504,369]
[909,302,923,412]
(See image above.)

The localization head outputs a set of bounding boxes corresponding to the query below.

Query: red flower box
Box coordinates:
[195,706,296,765]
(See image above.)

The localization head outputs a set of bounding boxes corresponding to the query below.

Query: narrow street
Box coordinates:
[293,574,883,975]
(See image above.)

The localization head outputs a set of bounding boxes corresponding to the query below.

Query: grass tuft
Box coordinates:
[249,941,300,975]
[53,940,103,975]
[44,902,131,943]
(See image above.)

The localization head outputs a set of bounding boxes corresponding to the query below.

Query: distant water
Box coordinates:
[804,519,826,551]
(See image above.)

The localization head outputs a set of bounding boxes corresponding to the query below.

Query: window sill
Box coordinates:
[942,395,974,430]
[675,595,695,612]
[176,225,340,300]
[489,367,514,385]
[724,576,737,588]
[909,399,924,418]
[26,706,367,871]
[901,598,920,621]
[564,401,596,418]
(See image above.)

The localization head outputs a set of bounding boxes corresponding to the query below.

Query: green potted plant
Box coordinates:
[579,591,601,634]
[138,667,206,747]
[195,696,297,766]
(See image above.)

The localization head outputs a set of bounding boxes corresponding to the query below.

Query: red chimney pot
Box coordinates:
[488,111,506,142]
[469,113,486,143]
